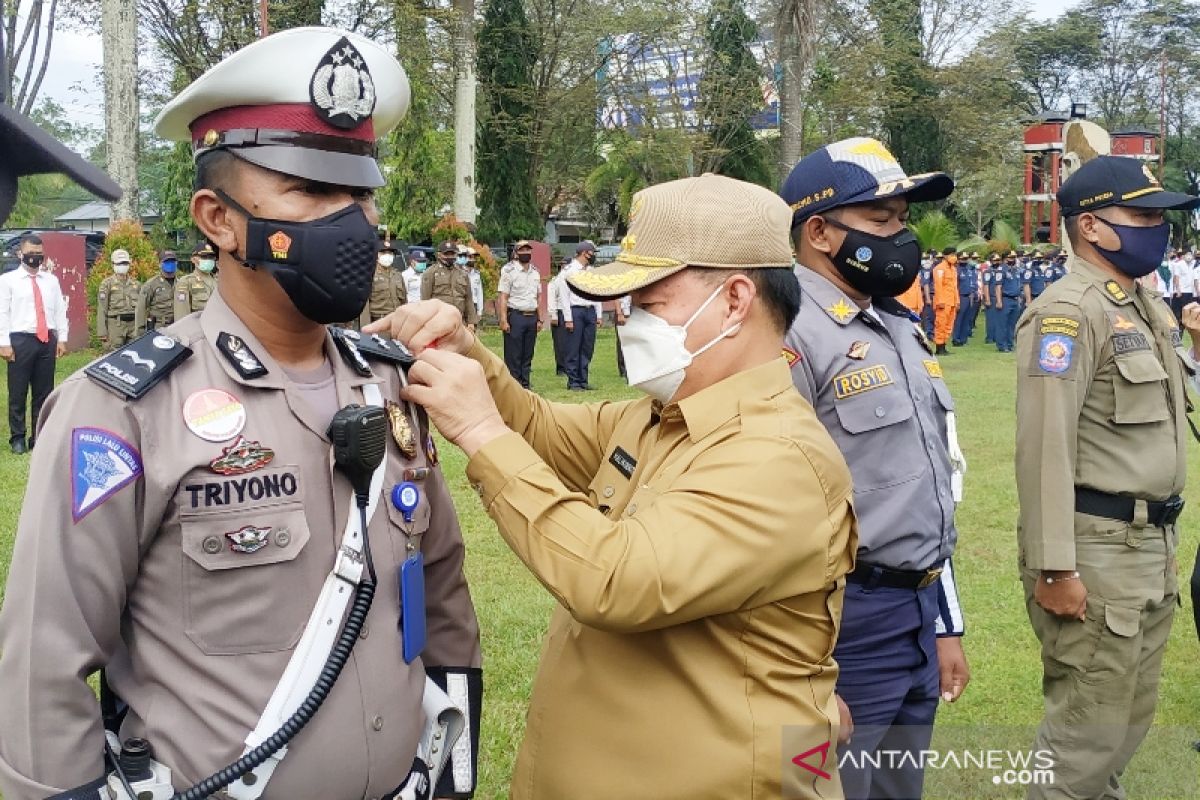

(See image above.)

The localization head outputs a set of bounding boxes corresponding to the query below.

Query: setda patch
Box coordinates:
[833,365,893,399]
[71,427,143,522]
[923,359,943,379]
[1038,334,1074,374]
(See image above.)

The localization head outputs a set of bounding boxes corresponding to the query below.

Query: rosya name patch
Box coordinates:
[834,365,893,399]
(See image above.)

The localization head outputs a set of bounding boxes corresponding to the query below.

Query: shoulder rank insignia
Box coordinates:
[914,325,933,354]
[357,331,417,367]
[1104,280,1129,303]
[85,331,192,400]
[217,332,269,379]
[330,327,373,377]
[826,298,857,324]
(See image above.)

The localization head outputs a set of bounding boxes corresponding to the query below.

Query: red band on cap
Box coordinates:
[189,103,376,144]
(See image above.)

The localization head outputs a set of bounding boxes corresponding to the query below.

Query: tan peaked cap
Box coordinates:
[567,173,794,300]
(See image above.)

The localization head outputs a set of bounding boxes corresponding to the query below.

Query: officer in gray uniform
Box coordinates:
[0,28,481,800]
[780,137,969,800]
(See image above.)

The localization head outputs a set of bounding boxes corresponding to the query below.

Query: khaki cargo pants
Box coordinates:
[104,316,136,350]
[1022,510,1179,800]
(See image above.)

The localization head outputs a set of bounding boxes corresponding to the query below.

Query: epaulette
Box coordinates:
[85,330,192,400]
[330,326,415,369]
[874,297,917,322]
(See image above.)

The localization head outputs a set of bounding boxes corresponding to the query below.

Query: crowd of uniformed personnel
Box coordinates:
[4,20,1198,800]
[898,248,1070,354]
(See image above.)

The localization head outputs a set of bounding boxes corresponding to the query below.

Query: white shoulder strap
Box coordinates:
[228,382,387,800]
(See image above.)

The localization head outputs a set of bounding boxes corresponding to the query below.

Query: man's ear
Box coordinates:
[723,273,757,332]
[191,189,240,254]
[805,216,836,256]
[1076,213,1103,245]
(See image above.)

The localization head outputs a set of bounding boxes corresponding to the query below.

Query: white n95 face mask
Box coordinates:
[618,284,741,404]
[113,263,130,275]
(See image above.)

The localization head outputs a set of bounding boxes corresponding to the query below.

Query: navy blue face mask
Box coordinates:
[1093,217,1171,279]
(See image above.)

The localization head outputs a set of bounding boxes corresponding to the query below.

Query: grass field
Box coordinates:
[0,323,1197,799]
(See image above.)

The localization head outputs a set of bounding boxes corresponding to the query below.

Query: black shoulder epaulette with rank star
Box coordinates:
[329,327,373,376]
[85,331,192,400]
[329,326,415,369]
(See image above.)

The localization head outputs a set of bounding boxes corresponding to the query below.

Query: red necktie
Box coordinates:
[29,274,49,343]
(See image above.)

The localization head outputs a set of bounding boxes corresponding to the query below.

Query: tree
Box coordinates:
[103,0,139,220]
[3,0,59,115]
[476,0,542,242]
[1011,12,1102,114]
[268,0,323,31]
[697,0,772,186]
[452,0,478,224]
[870,0,943,174]
[7,99,99,227]
[776,0,820,176]
[377,0,455,242]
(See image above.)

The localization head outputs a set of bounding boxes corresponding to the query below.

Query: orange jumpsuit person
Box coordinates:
[932,247,959,354]
[897,274,924,316]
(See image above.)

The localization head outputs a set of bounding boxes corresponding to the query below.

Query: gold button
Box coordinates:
[372,715,384,731]
[202,536,223,554]
[628,503,638,514]
[603,486,615,498]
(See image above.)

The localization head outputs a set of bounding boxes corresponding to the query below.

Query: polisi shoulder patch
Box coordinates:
[85,332,192,400]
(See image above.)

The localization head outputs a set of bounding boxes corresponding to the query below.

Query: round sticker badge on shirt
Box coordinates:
[183,388,247,442]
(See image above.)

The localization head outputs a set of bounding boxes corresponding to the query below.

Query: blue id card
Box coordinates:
[399,552,426,663]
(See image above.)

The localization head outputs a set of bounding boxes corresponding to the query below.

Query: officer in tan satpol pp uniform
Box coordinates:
[0,27,482,800]
[366,173,858,799]
[1016,155,1199,800]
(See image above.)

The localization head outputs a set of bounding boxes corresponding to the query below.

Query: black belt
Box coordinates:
[1075,487,1184,527]
[848,562,942,589]
[508,309,537,316]
[109,313,135,321]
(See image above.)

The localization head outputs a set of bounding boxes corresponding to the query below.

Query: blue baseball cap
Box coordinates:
[780,137,954,229]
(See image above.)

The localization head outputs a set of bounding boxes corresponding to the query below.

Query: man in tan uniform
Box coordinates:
[368,174,858,799]
[0,27,482,800]
[1016,156,1197,800]
[95,247,140,350]
[173,243,217,320]
[135,251,178,332]
[359,234,406,326]
[421,241,478,332]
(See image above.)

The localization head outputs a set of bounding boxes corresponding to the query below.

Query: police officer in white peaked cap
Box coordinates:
[0,27,482,800]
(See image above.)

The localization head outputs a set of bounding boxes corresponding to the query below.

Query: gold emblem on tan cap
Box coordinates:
[621,232,637,252]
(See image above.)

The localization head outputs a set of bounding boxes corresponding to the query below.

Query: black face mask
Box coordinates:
[22,253,44,270]
[217,190,379,324]
[823,218,921,297]
[517,253,532,264]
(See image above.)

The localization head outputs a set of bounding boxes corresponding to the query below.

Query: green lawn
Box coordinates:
[0,325,1197,798]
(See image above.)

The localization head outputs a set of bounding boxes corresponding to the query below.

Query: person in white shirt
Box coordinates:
[466,246,485,321]
[546,260,567,376]
[497,240,542,388]
[1170,250,1193,321]
[401,248,428,304]
[556,240,604,390]
[0,234,68,453]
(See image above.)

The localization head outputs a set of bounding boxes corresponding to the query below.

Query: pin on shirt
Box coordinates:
[184,388,247,442]
[847,341,871,360]
[209,435,275,475]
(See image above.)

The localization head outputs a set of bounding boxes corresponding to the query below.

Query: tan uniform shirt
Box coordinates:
[135,274,177,331]
[420,263,479,325]
[0,289,480,799]
[96,274,140,337]
[1016,256,1188,571]
[462,338,857,799]
[173,271,217,320]
[497,263,540,312]
[359,265,407,326]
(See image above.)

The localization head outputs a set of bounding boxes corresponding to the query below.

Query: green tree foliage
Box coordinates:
[585,129,691,230]
[377,0,454,243]
[697,0,771,186]
[476,0,542,243]
[268,0,323,30]
[1010,12,1102,114]
[870,0,944,174]
[7,99,99,227]
[910,210,960,252]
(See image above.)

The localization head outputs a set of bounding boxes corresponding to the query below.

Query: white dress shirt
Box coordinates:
[468,268,484,316]
[401,267,424,304]
[0,266,69,346]
[556,259,603,323]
